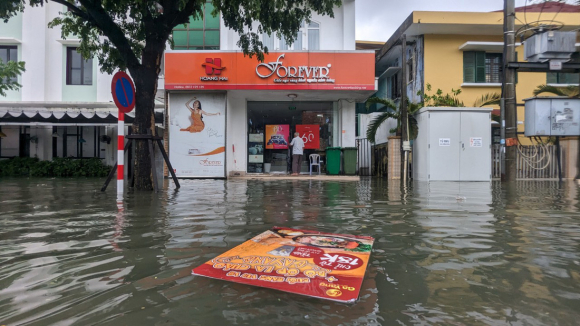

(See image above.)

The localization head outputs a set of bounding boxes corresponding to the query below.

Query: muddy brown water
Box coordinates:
[0,178,579,325]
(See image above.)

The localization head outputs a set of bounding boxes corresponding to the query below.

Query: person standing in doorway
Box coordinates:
[290,132,304,176]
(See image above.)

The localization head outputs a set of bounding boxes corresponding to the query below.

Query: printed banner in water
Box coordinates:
[192,227,374,303]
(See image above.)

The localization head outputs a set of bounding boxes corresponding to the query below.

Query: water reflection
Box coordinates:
[0,178,579,325]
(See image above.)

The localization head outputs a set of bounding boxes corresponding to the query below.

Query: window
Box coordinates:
[172,1,219,50]
[0,46,18,84]
[463,51,502,83]
[307,21,320,50]
[66,47,93,85]
[388,73,400,99]
[547,72,579,85]
[262,20,320,51]
[407,48,415,83]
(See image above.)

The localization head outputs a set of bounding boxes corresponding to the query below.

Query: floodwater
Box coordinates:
[1,178,579,326]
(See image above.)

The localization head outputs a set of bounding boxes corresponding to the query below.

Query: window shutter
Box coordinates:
[463,52,476,83]
[562,73,579,84]
[546,72,558,84]
[475,51,486,83]
[463,51,475,83]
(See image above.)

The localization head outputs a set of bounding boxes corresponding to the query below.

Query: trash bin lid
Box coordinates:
[325,147,342,151]
[342,147,357,150]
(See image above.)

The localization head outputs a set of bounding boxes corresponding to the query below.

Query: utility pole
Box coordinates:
[400,34,409,182]
[502,0,517,181]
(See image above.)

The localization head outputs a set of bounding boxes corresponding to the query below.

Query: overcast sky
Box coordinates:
[355,0,551,42]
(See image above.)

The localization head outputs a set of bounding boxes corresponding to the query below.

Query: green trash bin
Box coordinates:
[342,147,358,175]
[325,147,342,175]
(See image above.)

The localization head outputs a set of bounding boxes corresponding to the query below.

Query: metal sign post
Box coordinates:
[111,71,136,201]
[101,72,180,195]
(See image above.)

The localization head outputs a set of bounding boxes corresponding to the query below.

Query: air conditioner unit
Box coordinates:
[524,31,576,63]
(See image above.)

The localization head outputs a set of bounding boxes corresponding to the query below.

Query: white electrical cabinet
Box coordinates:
[524,97,580,137]
[413,107,492,182]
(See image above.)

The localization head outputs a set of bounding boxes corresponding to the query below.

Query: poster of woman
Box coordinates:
[179,98,221,133]
[169,93,226,178]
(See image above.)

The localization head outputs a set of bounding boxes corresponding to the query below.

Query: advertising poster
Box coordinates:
[296,125,320,150]
[265,125,289,149]
[169,92,226,177]
[192,227,374,303]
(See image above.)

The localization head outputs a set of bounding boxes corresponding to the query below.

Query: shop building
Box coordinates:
[163,0,377,178]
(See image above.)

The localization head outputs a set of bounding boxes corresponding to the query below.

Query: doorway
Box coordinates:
[247,101,334,174]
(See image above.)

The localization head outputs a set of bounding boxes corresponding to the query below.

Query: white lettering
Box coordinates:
[256,54,333,83]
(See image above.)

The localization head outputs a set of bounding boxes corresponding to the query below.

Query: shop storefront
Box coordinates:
[164,51,376,178]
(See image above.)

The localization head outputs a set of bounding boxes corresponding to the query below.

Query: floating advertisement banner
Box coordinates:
[265,125,289,150]
[296,125,320,150]
[192,227,374,303]
[169,92,226,177]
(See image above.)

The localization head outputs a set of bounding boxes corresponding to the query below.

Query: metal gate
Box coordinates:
[492,144,559,179]
[356,138,373,176]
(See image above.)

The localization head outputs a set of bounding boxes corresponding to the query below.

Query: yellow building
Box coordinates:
[374,3,580,144]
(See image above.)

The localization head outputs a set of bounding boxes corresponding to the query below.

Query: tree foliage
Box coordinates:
[419,83,465,107]
[473,92,501,107]
[0,59,25,97]
[1,0,341,74]
[0,0,342,190]
[365,97,421,143]
[533,84,579,97]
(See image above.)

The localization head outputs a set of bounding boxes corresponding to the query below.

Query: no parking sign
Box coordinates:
[111,71,135,113]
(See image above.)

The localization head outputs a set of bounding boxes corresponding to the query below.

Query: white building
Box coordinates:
[1,0,375,177]
[164,0,376,177]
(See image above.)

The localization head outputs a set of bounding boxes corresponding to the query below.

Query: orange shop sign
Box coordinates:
[165,51,375,91]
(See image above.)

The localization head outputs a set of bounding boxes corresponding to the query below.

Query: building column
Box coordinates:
[339,99,356,148]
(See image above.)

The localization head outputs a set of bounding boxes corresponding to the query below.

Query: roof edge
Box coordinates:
[376,12,414,62]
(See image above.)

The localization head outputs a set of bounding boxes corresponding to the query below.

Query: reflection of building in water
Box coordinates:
[410,181,580,324]
[412,182,499,319]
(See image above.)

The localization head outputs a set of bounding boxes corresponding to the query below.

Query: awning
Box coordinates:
[0,102,164,126]
[458,41,522,52]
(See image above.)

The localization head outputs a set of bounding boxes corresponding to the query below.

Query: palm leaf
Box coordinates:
[408,115,419,140]
[366,111,399,143]
[473,92,501,107]
[407,100,423,114]
[533,84,579,97]
[366,97,397,112]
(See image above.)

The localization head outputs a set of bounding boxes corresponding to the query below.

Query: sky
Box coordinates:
[355,0,546,42]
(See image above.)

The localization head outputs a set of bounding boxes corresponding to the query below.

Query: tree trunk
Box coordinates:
[130,66,157,190]
[129,39,164,190]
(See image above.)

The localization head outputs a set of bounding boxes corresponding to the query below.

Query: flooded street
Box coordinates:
[1,178,580,325]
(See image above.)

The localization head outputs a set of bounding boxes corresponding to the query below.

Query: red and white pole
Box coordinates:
[117,110,125,199]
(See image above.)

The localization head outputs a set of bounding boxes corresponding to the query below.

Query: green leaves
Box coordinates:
[0,59,25,97]
[214,0,341,61]
[533,84,579,97]
[419,83,465,107]
[473,92,501,107]
[0,157,111,177]
[364,97,421,143]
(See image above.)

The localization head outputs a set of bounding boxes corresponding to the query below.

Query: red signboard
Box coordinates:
[165,51,376,91]
[296,125,320,150]
[192,227,374,303]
